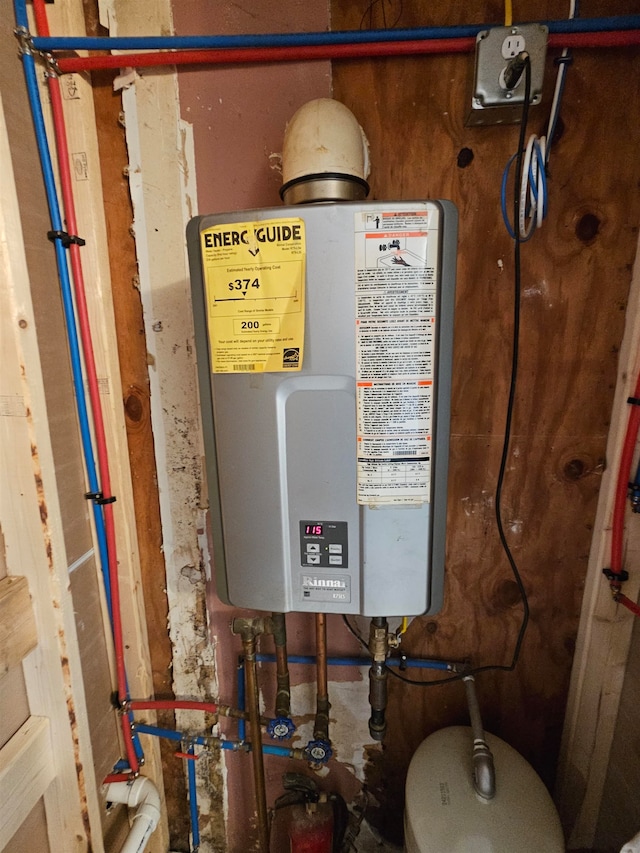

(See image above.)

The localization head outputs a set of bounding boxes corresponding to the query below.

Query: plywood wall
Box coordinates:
[330,0,640,842]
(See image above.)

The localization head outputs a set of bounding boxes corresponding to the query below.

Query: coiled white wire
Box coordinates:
[502,0,576,240]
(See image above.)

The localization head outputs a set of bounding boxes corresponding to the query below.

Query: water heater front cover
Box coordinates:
[187,200,457,616]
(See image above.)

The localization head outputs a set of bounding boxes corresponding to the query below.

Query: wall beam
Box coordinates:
[557,228,640,848]
[0,576,37,675]
[0,717,54,851]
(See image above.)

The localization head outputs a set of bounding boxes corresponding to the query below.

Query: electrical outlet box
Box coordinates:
[466,23,548,126]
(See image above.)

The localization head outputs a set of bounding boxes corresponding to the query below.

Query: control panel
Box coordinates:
[300,521,348,568]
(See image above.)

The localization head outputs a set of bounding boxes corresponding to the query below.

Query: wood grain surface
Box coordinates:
[332,0,640,842]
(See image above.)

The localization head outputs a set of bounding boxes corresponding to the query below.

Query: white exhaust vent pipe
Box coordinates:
[280,98,370,204]
[105,777,162,853]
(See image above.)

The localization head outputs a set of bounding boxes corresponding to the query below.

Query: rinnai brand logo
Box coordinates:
[282,348,300,368]
[303,576,347,589]
[203,223,302,248]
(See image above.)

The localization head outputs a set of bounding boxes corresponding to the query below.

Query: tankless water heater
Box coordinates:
[187,200,457,616]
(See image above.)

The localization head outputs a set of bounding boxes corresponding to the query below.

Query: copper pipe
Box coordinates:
[314,613,330,743]
[271,612,291,719]
[233,618,270,853]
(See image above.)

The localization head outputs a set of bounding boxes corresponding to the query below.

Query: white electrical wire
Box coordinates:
[505,0,576,239]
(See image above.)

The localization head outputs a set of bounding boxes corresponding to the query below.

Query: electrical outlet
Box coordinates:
[502,33,526,59]
[466,23,548,126]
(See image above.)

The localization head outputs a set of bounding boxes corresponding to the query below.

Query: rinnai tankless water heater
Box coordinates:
[187,200,457,616]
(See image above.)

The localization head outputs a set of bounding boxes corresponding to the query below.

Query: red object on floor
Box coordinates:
[274,801,334,853]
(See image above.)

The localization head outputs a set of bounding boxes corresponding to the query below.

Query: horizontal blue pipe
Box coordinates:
[135,723,209,746]
[255,653,452,671]
[134,722,297,758]
[29,16,640,53]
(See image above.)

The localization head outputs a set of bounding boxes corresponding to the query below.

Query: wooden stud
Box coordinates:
[0,717,55,851]
[0,89,101,852]
[556,231,640,847]
[0,577,37,675]
[38,3,169,850]
[110,0,223,846]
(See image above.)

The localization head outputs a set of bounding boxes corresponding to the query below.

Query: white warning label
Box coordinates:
[355,207,440,506]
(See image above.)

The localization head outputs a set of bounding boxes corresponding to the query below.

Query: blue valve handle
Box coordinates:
[267,716,296,740]
[305,739,333,764]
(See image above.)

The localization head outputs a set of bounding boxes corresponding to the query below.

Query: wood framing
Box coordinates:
[0,87,100,852]
[0,717,55,850]
[105,0,226,847]
[35,2,169,850]
[0,577,37,675]
[556,229,640,848]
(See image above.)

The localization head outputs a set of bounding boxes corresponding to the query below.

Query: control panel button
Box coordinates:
[328,544,342,554]
[329,555,343,566]
[306,543,321,553]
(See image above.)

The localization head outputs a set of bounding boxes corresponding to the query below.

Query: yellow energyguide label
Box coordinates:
[200,218,305,373]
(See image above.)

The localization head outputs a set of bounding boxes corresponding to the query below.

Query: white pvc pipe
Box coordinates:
[105,777,162,853]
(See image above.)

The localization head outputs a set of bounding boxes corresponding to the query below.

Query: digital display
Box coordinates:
[304,524,323,536]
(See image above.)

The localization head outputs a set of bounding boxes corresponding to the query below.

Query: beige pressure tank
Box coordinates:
[404,727,565,853]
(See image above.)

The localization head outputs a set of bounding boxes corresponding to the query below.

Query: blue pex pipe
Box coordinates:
[134,723,297,758]
[29,16,640,53]
[187,745,200,850]
[255,653,453,671]
[13,0,27,28]
[15,8,113,621]
[15,1,143,763]
[237,659,246,742]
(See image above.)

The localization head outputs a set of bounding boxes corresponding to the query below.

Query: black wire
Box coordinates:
[377,58,533,688]
[342,615,465,687]
[359,0,404,31]
[342,614,369,651]
[385,664,466,687]
[491,55,532,674]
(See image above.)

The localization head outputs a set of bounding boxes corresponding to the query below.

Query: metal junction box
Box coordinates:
[467,23,548,126]
[187,200,457,616]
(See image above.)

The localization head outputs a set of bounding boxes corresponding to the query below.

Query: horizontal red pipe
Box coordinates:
[54,29,640,74]
[55,37,479,73]
[617,592,640,618]
[175,751,199,761]
[129,699,219,714]
[552,30,640,49]
[103,772,134,784]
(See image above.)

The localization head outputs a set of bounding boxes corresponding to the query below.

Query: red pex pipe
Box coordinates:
[617,592,640,618]
[610,372,640,576]
[35,0,140,772]
[32,0,48,36]
[129,699,219,714]
[54,29,640,74]
[48,74,140,775]
[54,37,475,73]
[103,772,134,785]
[609,370,640,618]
